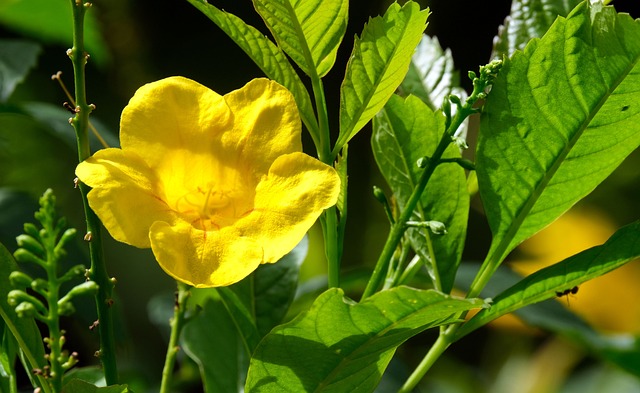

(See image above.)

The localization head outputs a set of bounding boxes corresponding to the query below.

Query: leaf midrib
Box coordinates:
[341,6,421,145]
[313,294,472,392]
[488,37,639,269]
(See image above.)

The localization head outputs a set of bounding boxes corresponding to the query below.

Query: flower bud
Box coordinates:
[15,302,37,318]
[9,271,33,288]
[15,234,45,257]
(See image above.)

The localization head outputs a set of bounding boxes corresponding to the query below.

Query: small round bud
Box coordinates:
[9,271,33,288]
[416,156,429,168]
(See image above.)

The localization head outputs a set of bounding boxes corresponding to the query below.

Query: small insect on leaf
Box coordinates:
[555,286,579,306]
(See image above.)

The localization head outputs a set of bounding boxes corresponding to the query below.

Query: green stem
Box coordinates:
[398,327,454,393]
[44,257,62,392]
[160,282,191,393]
[68,0,118,384]
[361,117,460,299]
[310,75,343,288]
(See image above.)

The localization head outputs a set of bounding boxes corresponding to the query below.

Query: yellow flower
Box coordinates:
[76,77,340,288]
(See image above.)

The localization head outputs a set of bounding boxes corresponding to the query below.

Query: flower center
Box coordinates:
[172,180,254,230]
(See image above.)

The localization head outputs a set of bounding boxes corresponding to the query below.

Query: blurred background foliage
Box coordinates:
[1,0,639,392]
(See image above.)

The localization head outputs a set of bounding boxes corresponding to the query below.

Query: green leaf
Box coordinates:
[246,286,487,392]
[61,379,131,393]
[217,286,261,355]
[185,0,318,137]
[334,1,429,154]
[0,242,48,391]
[456,220,640,339]
[1,321,18,393]
[0,0,108,66]
[398,34,464,111]
[253,0,348,78]
[492,0,582,59]
[251,235,307,336]
[398,34,469,142]
[455,262,640,377]
[372,94,469,293]
[476,2,640,280]
[0,39,41,102]
[183,239,307,391]
[182,298,244,393]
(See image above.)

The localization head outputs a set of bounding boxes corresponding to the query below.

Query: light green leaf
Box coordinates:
[0,243,48,392]
[0,39,40,102]
[476,2,640,281]
[185,0,318,137]
[455,261,640,377]
[492,0,582,59]
[399,34,464,111]
[372,95,469,293]
[0,0,108,66]
[253,0,348,78]
[397,33,469,148]
[334,1,429,155]
[246,286,487,392]
[456,220,640,339]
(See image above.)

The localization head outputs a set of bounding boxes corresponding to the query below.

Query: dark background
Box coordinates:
[2,0,640,391]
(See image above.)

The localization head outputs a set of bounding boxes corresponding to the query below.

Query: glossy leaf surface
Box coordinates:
[335,1,428,153]
[253,0,348,78]
[477,2,640,277]
[246,286,486,392]
[457,220,640,339]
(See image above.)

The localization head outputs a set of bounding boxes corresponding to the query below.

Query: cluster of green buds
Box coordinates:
[7,189,97,386]
[443,59,504,149]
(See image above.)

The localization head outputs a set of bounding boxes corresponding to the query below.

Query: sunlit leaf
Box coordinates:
[372,95,468,293]
[492,0,581,59]
[456,261,640,377]
[457,220,640,339]
[253,0,348,78]
[246,286,487,392]
[185,0,318,137]
[334,1,429,154]
[0,39,40,102]
[476,2,640,280]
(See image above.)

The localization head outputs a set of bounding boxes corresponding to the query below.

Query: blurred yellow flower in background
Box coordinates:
[76,77,340,288]
[511,207,640,334]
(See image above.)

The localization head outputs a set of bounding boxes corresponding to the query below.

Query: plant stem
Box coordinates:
[361,117,460,299]
[310,75,343,288]
[44,256,63,392]
[160,282,191,393]
[398,327,453,393]
[68,0,118,384]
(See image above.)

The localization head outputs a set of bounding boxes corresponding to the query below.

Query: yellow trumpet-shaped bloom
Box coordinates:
[76,77,340,287]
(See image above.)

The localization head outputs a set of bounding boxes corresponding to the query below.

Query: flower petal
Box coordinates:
[236,152,340,263]
[150,220,263,288]
[223,78,302,175]
[119,76,233,181]
[76,148,174,248]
